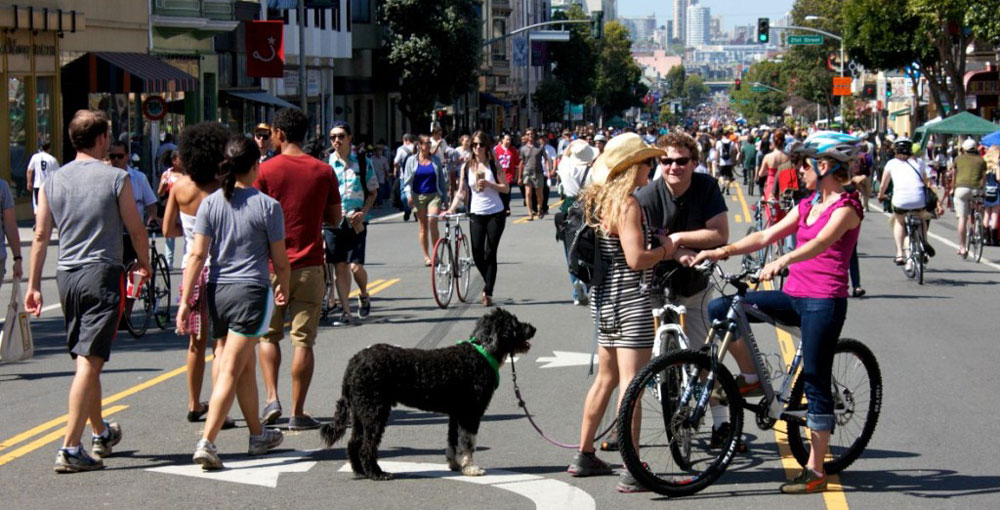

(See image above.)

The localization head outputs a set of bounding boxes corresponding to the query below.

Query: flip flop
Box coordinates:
[893,256,905,266]
[187,402,209,422]
[424,258,432,267]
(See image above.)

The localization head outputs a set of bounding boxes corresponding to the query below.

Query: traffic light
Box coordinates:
[757,18,770,44]
[734,78,742,91]
[886,87,893,99]
[862,84,876,99]
[591,11,604,40]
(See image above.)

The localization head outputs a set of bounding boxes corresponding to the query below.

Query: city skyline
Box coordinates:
[618,0,792,31]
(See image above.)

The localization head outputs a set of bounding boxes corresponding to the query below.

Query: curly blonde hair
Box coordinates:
[986,145,1000,176]
[579,163,644,234]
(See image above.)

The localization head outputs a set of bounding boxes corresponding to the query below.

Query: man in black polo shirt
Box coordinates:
[635,132,728,354]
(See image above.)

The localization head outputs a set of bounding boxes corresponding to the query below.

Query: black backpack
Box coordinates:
[563,200,608,287]
[720,140,732,161]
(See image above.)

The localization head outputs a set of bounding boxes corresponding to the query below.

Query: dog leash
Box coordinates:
[508,353,616,450]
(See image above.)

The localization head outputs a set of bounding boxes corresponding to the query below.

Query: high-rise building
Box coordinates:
[621,14,657,43]
[673,0,689,45]
[686,4,710,48]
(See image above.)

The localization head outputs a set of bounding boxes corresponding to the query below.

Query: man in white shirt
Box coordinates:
[26,141,59,210]
[108,141,158,264]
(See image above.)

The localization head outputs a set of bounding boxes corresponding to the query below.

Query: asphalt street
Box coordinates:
[1,183,998,509]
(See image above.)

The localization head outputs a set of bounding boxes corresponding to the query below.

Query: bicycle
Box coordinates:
[124,225,172,338]
[430,213,474,308]
[616,261,882,497]
[963,191,985,263]
[901,211,927,285]
[742,197,790,290]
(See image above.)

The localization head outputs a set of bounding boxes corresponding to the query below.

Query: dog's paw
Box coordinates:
[368,470,394,481]
[461,465,486,477]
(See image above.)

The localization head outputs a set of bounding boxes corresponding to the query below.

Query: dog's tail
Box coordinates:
[319,397,350,447]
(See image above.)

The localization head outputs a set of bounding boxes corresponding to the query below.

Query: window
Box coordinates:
[346,0,351,31]
[332,1,341,31]
[491,19,507,60]
[351,0,370,23]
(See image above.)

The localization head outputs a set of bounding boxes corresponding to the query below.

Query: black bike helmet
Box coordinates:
[893,137,913,156]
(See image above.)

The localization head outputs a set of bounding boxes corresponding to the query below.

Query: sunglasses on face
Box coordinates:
[659,157,691,167]
[255,132,270,140]
[109,153,126,160]
[472,142,485,148]
[330,133,348,140]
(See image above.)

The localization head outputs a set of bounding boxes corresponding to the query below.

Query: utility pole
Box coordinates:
[298,0,307,111]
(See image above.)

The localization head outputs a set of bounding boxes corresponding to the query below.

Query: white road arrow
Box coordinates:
[535,351,593,369]
[338,461,595,510]
[147,449,318,488]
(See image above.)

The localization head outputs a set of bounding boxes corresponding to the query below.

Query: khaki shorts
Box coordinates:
[953,187,974,219]
[262,265,325,348]
[414,192,441,213]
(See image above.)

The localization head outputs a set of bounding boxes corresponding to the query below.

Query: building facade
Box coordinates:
[685,4,709,48]
[672,0,688,46]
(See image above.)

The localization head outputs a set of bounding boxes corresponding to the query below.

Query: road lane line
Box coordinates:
[737,183,850,508]
[1,277,403,457]
[0,405,129,466]
[735,214,742,224]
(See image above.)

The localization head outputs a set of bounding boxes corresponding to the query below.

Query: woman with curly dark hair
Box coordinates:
[164,122,234,428]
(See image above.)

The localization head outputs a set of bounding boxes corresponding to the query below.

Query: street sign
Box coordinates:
[751,85,768,92]
[833,77,852,96]
[142,96,168,121]
[788,35,823,45]
[529,30,570,42]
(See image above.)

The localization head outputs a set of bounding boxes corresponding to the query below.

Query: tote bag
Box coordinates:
[0,280,34,362]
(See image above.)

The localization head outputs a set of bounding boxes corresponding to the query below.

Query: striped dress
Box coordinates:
[589,224,654,349]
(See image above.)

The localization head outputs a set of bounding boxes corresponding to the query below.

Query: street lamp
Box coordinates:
[803,14,845,126]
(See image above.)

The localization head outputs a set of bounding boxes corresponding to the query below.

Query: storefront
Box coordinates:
[0,8,83,199]
[965,69,999,123]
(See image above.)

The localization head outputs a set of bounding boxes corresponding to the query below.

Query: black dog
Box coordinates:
[320,308,535,480]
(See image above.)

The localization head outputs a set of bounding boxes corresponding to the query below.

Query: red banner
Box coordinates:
[246,20,285,78]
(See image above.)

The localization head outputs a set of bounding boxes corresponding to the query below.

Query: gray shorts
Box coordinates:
[207,283,274,339]
[523,172,545,188]
[56,263,125,361]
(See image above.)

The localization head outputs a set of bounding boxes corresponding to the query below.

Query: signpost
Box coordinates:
[751,85,769,93]
[787,34,823,45]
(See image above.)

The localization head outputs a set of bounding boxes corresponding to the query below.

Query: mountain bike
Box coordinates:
[616,262,882,497]
[125,226,172,338]
[964,191,985,263]
[902,211,927,285]
[430,213,474,308]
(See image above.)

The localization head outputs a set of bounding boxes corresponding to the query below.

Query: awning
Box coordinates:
[62,52,197,94]
[480,92,512,109]
[222,90,296,109]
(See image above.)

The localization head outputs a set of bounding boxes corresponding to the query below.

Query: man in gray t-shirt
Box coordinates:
[517,129,551,220]
[26,109,151,472]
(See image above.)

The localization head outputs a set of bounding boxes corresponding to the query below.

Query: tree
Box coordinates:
[548,5,597,104]
[592,21,645,117]
[383,0,482,130]
[664,65,686,100]
[682,75,709,108]
[730,61,788,124]
[533,79,568,124]
[787,0,846,121]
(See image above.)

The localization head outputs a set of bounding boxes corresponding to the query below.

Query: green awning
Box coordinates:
[888,107,910,120]
[915,111,1000,137]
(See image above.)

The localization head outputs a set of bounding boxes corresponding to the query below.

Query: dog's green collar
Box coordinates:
[458,338,499,388]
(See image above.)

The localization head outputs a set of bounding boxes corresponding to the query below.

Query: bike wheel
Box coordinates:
[903,228,920,281]
[430,238,454,308]
[125,280,152,339]
[618,350,743,497]
[454,233,473,303]
[786,338,882,475]
[152,255,171,330]
[973,219,985,263]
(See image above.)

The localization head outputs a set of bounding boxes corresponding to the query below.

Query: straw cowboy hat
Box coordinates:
[590,133,665,186]
[562,139,597,168]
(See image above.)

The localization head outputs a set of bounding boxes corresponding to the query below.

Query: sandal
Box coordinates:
[852,287,866,298]
[893,256,905,266]
[187,402,209,422]
[424,258,432,267]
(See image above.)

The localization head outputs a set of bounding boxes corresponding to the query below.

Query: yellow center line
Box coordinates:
[734,214,743,224]
[0,405,129,466]
[0,278,403,462]
[734,181,753,224]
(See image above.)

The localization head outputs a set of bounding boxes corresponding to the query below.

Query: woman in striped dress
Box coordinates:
[567,133,678,493]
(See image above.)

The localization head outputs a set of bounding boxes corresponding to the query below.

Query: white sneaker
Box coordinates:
[248,428,284,455]
[193,439,222,470]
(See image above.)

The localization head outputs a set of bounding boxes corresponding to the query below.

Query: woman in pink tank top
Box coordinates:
[693,132,864,494]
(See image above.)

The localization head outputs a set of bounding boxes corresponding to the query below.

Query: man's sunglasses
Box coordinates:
[659,157,691,166]
[255,132,270,140]
[330,133,348,140]
[109,153,127,160]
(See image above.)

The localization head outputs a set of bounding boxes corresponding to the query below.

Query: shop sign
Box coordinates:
[246,21,285,78]
[832,77,852,97]
[968,80,1000,96]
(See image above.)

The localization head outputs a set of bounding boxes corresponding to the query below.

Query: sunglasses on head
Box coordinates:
[255,132,270,140]
[109,153,126,160]
[659,156,691,167]
[330,133,348,140]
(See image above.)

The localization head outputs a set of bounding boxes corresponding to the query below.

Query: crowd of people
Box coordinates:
[12,104,1000,497]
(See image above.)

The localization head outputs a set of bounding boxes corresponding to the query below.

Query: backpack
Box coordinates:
[720,140,732,161]
[562,200,608,287]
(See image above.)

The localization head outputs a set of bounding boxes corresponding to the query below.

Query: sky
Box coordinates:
[616,0,794,31]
